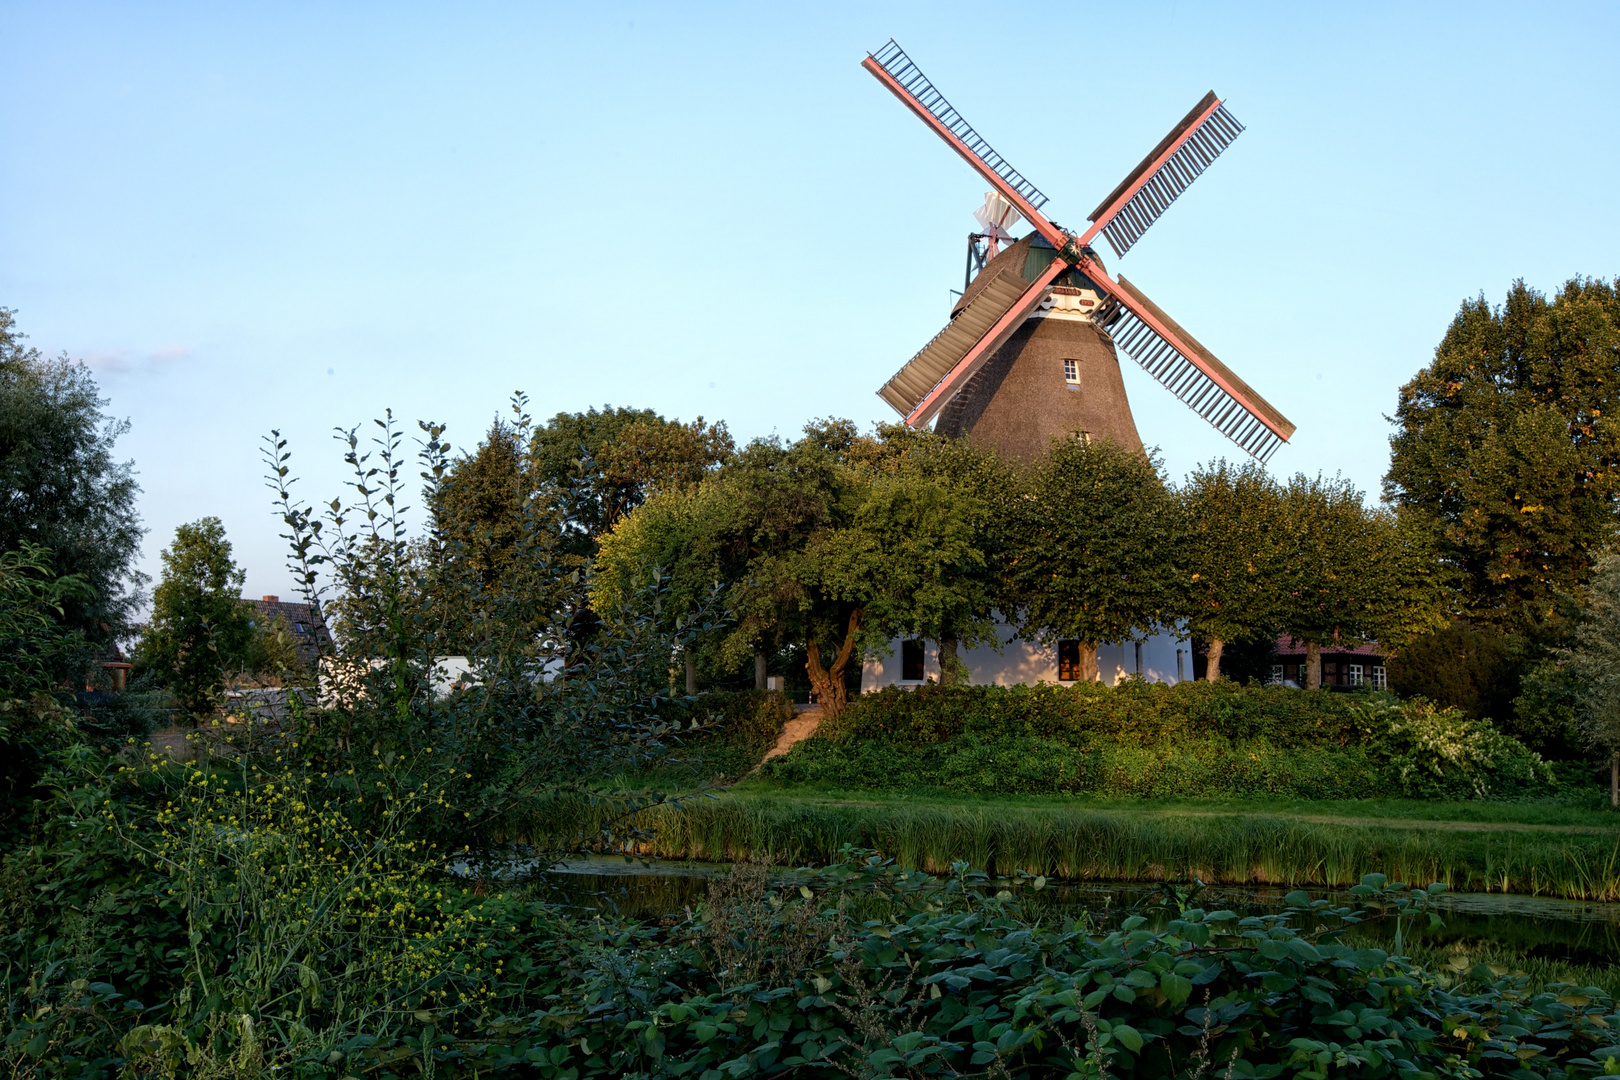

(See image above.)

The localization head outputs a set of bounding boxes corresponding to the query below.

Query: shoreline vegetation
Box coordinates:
[527,786,1620,902]
[542,683,1620,902]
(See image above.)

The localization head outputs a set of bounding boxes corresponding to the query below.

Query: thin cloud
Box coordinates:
[81,345,194,374]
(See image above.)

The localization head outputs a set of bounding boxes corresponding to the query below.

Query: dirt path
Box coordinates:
[747,705,824,776]
[740,794,1619,836]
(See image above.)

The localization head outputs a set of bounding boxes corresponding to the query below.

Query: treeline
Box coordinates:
[590,423,1440,715]
[1383,277,1620,765]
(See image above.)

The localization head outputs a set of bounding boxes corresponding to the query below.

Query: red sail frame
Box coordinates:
[863,42,1291,457]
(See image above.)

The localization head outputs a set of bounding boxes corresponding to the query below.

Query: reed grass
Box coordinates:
[594,795,1620,902]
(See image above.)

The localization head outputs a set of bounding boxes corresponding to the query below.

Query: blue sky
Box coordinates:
[3,1,1618,603]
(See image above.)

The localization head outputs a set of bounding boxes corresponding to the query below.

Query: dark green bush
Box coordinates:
[1387,621,1528,722]
[816,680,1372,749]
[766,733,1384,799]
[1511,659,1588,759]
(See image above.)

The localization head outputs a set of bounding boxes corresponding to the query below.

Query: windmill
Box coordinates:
[866,40,1295,464]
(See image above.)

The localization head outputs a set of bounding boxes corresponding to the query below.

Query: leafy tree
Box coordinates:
[134,517,255,715]
[595,421,995,715]
[1385,278,1620,639]
[1277,475,1445,689]
[1178,460,1289,681]
[1005,438,1187,681]
[432,415,525,596]
[1508,657,1586,760]
[1563,546,1620,805]
[528,405,732,562]
[852,426,1019,684]
[0,308,145,650]
[263,413,718,864]
[430,401,733,653]
[0,543,91,698]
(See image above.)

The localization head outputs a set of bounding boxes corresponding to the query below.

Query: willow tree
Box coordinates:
[1385,278,1620,640]
[1178,460,1289,680]
[1006,438,1187,681]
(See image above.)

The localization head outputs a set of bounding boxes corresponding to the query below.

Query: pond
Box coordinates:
[531,855,1620,970]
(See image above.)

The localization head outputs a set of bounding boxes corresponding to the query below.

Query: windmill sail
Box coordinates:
[863,41,1062,247]
[878,260,1064,426]
[1087,93,1244,259]
[1095,275,1295,462]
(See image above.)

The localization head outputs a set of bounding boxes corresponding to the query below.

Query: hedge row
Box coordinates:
[771,684,1560,801]
[816,681,1374,749]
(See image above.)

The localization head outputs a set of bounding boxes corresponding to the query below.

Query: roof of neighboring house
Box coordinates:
[244,595,333,658]
[1274,634,1384,659]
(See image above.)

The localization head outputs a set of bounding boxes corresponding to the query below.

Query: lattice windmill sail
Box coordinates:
[864,39,1296,463]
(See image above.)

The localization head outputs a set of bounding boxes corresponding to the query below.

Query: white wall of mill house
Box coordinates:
[861,617,1192,691]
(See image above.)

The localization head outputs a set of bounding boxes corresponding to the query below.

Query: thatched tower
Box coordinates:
[932,235,1142,463]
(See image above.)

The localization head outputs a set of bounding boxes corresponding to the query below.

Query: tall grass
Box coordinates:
[587,796,1620,901]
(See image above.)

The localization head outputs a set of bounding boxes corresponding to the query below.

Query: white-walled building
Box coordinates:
[861,617,1191,691]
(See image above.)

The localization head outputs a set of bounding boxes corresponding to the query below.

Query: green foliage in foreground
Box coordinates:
[771,682,1559,801]
[646,689,794,780]
[12,751,1620,1080]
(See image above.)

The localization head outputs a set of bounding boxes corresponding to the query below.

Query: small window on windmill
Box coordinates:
[1057,640,1081,681]
[1063,358,1080,388]
[901,640,925,682]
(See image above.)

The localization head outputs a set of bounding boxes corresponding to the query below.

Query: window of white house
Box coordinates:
[1269,664,1284,685]
[901,639,925,682]
[1347,664,1364,687]
[1063,359,1080,386]
[1057,640,1081,681]
[1372,665,1387,690]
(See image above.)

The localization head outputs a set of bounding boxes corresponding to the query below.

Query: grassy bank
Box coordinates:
[600,786,1620,901]
[765,682,1570,801]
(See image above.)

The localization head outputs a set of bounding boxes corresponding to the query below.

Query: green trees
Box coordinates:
[1178,461,1288,681]
[135,517,255,715]
[427,401,733,654]
[0,545,91,698]
[1564,547,1620,805]
[525,405,732,562]
[1007,439,1186,681]
[432,416,527,598]
[1386,278,1620,639]
[0,308,145,649]
[596,423,997,716]
[1274,475,1444,689]
[598,418,1452,699]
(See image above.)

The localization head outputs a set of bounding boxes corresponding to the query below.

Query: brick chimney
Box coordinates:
[262,595,279,603]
